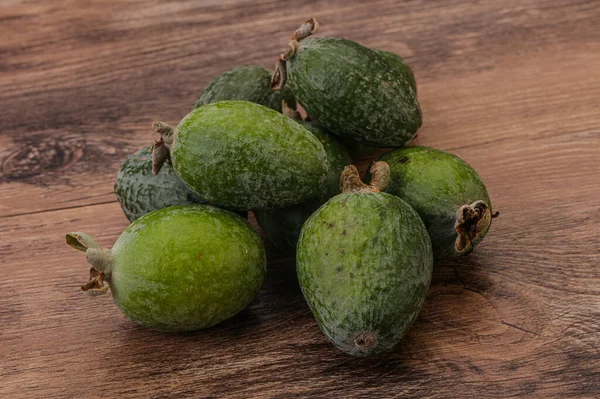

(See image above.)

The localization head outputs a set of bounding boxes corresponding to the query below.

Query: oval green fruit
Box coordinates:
[273,19,422,147]
[194,65,296,112]
[373,146,496,259]
[152,101,328,210]
[340,50,418,154]
[114,146,205,221]
[297,162,433,356]
[66,205,266,332]
[255,121,351,252]
[377,50,417,96]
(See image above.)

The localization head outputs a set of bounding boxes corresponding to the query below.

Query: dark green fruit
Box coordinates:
[66,205,266,332]
[377,50,417,96]
[114,146,205,221]
[272,19,422,147]
[342,50,418,155]
[152,100,328,210]
[331,49,418,155]
[297,162,433,356]
[373,146,497,259]
[194,65,296,112]
[255,121,351,252]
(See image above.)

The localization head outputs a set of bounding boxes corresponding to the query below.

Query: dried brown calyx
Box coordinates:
[151,121,175,175]
[340,161,390,194]
[66,232,114,295]
[454,201,499,255]
[271,18,319,90]
[353,332,378,350]
[81,268,109,296]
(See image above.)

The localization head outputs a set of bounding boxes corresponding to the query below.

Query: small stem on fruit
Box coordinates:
[66,232,114,295]
[340,165,366,193]
[86,248,114,275]
[81,268,109,296]
[151,121,174,175]
[368,162,391,191]
[340,162,390,194]
[271,57,287,90]
[152,139,170,175]
[454,201,494,255]
[152,121,174,139]
[292,18,319,41]
[286,39,300,59]
[66,232,101,252]
[271,18,318,90]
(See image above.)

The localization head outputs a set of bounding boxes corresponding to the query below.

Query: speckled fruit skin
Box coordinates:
[172,101,328,210]
[377,50,417,95]
[297,193,433,357]
[343,50,418,154]
[374,146,493,259]
[254,122,351,252]
[286,37,422,147]
[108,205,265,332]
[114,147,205,221]
[194,65,296,112]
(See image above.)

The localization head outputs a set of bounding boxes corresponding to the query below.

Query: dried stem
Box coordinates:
[152,121,174,138]
[151,121,174,175]
[85,248,114,274]
[66,232,114,295]
[292,18,319,41]
[368,162,391,191]
[454,201,494,255]
[340,162,390,194]
[271,18,319,90]
[66,232,101,252]
[271,58,287,90]
[81,268,110,296]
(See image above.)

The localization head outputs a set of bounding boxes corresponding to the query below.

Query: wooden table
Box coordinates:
[2,1,599,397]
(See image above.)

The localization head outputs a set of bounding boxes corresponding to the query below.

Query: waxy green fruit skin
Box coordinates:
[255,122,351,252]
[78,205,266,332]
[172,101,328,210]
[114,147,205,221]
[194,65,296,112]
[375,146,493,259]
[286,37,422,147]
[344,50,418,154]
[297,193,433,357]
[377,50,417,96]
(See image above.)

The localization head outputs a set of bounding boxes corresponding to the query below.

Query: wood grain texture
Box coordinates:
[1,0,599,397]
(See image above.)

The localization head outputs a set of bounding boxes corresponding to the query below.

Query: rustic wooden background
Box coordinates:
[1,0,599,397]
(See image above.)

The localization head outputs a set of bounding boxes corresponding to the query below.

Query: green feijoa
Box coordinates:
[66,205,266,332]
[114,146,205,221]
[194,65,296,112]
[297,162,433,357]
[272,19,422,147]
[372,146,497,260]
[376,50,417,96]
[152,100,328,210]
[342,51,417,155]
[255,121,351,252]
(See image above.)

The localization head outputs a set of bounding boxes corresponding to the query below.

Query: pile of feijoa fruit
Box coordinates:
[67,18,497,357]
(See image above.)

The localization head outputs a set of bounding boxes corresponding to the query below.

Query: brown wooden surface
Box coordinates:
[1,0,600,397]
